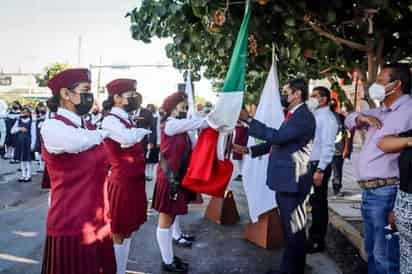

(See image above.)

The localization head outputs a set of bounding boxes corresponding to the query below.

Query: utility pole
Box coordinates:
[96,56,102,101]
[77,35,82,66]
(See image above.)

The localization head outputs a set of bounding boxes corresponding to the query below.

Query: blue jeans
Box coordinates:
[362,185,400,274]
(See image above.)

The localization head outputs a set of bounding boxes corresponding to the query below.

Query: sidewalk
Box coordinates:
[327,151,366,261]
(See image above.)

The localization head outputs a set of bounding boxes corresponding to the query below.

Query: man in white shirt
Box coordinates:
[306,86,339,253]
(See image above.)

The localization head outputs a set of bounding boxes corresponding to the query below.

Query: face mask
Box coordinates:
[369,82,396,102]
[73,93,94,116]
[281,94,290,108]
[306,98,320,111]
[123,96,140,113]
[177,111,187,119]
[21,115,29,119]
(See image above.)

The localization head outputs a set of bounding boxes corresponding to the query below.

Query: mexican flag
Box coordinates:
[182,3,251,197]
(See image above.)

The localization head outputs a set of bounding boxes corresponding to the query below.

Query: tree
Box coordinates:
[35,63,71,87]
[127,0,412,103]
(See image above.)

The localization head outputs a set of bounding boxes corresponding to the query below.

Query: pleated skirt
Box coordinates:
[107,179,147,236]
[41,234,116,274]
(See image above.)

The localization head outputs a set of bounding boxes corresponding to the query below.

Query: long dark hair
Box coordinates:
[102,96,115,111]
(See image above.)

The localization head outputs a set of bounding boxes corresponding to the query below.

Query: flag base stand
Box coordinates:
[205,190,240,225]
[244,208,284,249]
[190,193,204,204]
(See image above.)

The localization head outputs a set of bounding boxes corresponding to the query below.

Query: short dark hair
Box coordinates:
[288,78,308,101]
[313,86,331,103]
[383,63,411,94]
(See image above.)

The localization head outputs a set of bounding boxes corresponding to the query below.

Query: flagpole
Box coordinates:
[245,0,250,14]
[272,43,276,65]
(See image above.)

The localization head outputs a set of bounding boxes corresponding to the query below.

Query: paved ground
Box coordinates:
[0,158,342,274]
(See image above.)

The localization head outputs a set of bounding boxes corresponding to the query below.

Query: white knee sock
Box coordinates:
[25,161,32,178]
[124,238,131,271]
[156,227,173,264]
[148,164,153,178]
[172,216,182,240]
[20,162,26,178]
[8,147,14,159]
[114,241,128,274]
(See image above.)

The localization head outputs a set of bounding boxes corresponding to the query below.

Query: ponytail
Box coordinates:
[46,95,60,113]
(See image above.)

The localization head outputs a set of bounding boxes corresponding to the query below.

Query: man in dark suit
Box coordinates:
[130,92,155,155]
[237,78,316,274]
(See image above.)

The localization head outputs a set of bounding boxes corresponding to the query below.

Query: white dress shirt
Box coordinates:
[164,116,208,139]
[11,118,37,150]
[289,103,304,114]
[41,108,108,154]
[310,106,339,170]
[101,107,151,148]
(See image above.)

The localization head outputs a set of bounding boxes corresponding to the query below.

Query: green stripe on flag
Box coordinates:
[222,3,251,93]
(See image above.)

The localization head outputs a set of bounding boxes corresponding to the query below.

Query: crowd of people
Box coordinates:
[0,62,411,274]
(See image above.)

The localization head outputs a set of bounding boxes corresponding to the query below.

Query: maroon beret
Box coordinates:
[47,68,91,95]
[106,79,137,96]
[161,91,187,113]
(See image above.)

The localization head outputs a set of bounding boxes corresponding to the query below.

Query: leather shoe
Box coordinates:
[174,256,188,267]
[306,239,325,254]
[265,270,286,274]
[162,260,188,273]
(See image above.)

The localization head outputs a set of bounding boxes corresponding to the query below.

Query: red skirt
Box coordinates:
[107,180,147,235]
[41,234,116,274]
[151,175,190,216]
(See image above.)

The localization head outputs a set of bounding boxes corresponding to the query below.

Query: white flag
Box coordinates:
[185,71,195,119]
[242,62,284,223]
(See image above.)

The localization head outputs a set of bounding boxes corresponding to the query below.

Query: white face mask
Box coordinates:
[369,82,396,102]
[306,97,319,111]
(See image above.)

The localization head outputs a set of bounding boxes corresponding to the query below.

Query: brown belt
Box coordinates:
[358,177,399,189]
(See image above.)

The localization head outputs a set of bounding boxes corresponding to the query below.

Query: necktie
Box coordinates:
[284,111,293,122]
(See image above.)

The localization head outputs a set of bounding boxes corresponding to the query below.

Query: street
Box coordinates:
[0,159,342,274]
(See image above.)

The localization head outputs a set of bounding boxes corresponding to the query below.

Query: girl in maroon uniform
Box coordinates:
[152,91,207,273]
[40,68,116,274]
[102,79,151,274]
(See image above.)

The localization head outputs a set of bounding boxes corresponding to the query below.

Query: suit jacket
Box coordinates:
[248,104,316,194]
[132,108,155,148]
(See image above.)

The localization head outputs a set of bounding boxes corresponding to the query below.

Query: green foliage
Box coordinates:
[35,63,71,87]
[127,0,412,103]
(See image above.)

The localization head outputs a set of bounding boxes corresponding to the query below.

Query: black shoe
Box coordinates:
[174,256,188,267]
[181,233,195,242]
[306,240,325,254]
[173,236,192,248]
[265,270,286,274]
[18,177,25,182]
[161,260,188,273]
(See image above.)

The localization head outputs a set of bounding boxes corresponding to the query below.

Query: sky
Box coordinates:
[0,0,215,105]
